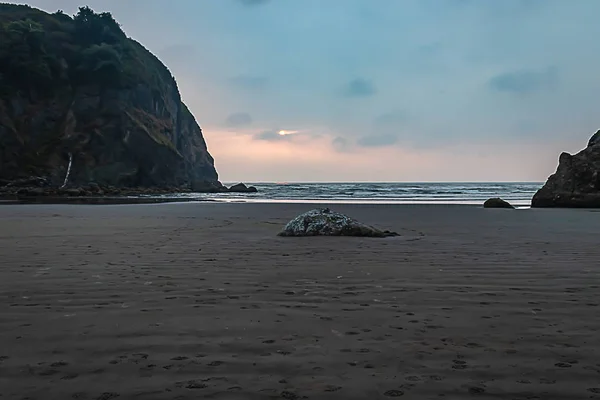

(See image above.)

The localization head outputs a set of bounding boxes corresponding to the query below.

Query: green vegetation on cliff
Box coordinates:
[0,4,170,99]
[0,3,217,187]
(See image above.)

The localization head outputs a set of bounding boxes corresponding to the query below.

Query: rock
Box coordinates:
[483,198,514,209]
[24,188,47,196]
[191,180,223,193]
[5,176,50,188]
[59,188,83,197]
[87,182,101,193]
[532,131,600,208]
[228,183,258,193]
[588,130,600,147]
[278,208,398,237]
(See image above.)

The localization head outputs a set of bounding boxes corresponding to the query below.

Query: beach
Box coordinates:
[1,202,599,400]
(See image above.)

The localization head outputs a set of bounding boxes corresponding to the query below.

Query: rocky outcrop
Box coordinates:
[228,183,258,193]
[0,176,192,198]
[189,181,257,194]
[483,198,514,209]
[191,180,225,193]
[532,130,600,208]
[278,208,398,237]
[0,4,217,189]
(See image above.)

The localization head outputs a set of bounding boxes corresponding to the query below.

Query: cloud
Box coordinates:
[237,0,270,6]
[229,75,268,90]
[254,130,288,141]
[374,110,409,127]
[332,136,350,152]
[252,128,321,142]
[357,133,398,147]
[343,78,377,98]
[225,112,253,127]
[488,67,558,95]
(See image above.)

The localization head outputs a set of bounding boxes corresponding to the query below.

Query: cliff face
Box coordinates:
[0,4,218,188]
[532,131,600,208]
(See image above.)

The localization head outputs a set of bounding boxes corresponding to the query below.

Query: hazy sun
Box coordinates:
[278,129,298,136]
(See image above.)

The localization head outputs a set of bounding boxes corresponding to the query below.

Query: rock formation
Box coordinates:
[189,181,257,194]
[0,4,217,189]
[278,208,398,237]
[228,183,258,193]
[483,198,514,209]
[532,130,600,208]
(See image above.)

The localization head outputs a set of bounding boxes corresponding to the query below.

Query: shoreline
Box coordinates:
[0,195,534,207]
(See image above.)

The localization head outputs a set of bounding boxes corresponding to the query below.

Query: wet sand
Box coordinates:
[0,203,599,400]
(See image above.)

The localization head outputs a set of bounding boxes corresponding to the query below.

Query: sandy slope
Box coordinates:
[0,203,599,400]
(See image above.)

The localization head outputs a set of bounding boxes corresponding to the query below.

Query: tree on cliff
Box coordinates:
[0,5,159,93]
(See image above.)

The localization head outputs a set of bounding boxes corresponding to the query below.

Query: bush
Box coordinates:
[0,4,176,93]
[73,6,125,46]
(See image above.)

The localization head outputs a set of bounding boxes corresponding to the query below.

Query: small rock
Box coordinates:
[64,188,83,196]
[25,188,47,196]
[483,198,514,209]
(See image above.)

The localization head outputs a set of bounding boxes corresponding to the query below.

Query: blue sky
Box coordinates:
[19,0,600,181]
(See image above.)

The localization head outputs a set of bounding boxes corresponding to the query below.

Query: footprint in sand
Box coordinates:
[50,361,68,367]
[469,387,486,394]
[554,362,572,368]
[185,381,208,389]
[452,360,468,370]
[383,390,404,397]
[96,393,120,400]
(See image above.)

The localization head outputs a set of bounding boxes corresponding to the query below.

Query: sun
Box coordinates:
[277,129,298,136]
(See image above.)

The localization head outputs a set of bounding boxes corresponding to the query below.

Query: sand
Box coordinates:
[0,203,599,400]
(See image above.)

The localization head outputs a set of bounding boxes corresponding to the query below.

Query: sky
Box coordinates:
[16,0,600,182]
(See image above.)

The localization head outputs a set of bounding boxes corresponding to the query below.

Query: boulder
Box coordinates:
[87,182,101,193]
[532,130,600,208]
[191,180,223,193]
[228,183,258,193]
[23,188,48,196]
[61,188,84,197]
[483,198,514,209]
[5,176,50,188]
[278,208,398,237]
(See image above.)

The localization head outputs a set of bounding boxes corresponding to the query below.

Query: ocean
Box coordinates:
[167,182,542,206]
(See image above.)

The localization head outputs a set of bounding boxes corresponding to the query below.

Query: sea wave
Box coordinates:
[177,182,543,206]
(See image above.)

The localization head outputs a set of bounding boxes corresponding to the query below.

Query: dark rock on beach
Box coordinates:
[483,198,514,209]
[278,208,398,237]
[191,180,224,193]
[532,130,600,208]
[190,181,258,193]
[228,183,258,193]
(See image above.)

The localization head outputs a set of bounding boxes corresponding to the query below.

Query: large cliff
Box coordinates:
[0,4,218,189]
